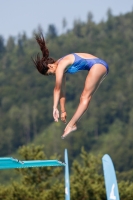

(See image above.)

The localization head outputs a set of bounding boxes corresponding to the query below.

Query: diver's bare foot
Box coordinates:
[61,125,77,139]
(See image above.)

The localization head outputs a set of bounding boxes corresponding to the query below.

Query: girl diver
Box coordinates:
[32,34,109,139]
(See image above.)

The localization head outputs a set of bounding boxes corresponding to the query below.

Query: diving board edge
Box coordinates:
[0,157,66,169]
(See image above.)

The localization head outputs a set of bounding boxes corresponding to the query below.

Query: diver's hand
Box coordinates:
[61,111,67,124]
[53,108,59,122]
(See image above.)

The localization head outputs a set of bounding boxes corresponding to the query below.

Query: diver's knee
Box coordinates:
[80,94,92,104]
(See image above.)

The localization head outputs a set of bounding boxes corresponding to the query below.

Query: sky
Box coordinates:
[0,0,133,40]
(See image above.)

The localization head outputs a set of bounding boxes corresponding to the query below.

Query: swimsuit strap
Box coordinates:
[72,53,83,62]
[58,53,83,65]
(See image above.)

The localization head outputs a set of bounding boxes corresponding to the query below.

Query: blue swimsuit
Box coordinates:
[65,53,109,74]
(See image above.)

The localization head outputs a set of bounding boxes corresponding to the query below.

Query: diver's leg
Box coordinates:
[62,64,107,139]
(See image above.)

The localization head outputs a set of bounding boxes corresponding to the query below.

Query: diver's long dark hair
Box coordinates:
[32,34,56,75]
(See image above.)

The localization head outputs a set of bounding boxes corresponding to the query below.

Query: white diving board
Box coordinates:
[0,157,65,169]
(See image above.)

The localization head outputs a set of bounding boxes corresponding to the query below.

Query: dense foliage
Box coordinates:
[0,146,133,200]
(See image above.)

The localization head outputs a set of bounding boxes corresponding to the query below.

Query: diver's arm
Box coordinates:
[60,74,67,123]
[53,61,67,122]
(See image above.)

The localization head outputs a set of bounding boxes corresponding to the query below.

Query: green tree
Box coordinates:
[71,148,106,200]
[46,24,58,39]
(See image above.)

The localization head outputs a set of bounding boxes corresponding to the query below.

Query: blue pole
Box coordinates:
[102,154,120,200]
[64,149,70,200]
